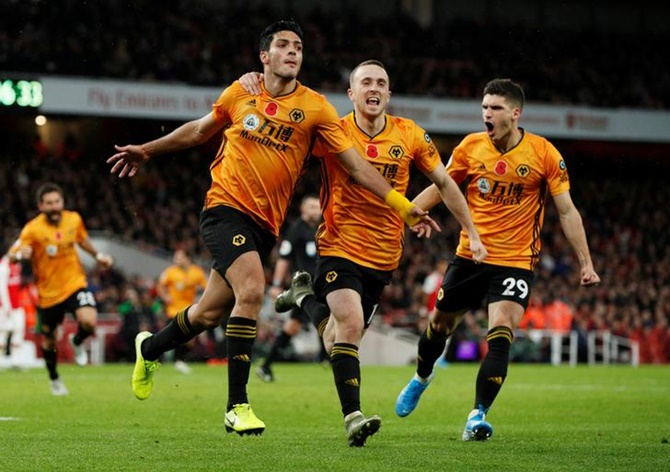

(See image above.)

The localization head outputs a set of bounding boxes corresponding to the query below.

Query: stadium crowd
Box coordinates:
[2,0,668,109]
[1,1,668,364]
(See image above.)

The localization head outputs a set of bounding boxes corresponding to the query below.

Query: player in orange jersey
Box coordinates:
[243,60,485,446]
[395,79,600,441]
[8,183,113,395]
[107,20,434,438]
[156,248,207,374]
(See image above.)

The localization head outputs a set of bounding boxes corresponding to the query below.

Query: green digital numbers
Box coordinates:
[0,79,43,108]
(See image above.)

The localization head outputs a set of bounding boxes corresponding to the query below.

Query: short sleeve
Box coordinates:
[314,100,353,155]
[413,126,442,175]
[544,141,570,196]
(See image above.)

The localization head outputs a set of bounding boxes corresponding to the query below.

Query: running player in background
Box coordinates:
[256,194,327,383]
[395,78,600,441]
[0,249,26,370]
[8,183,114,395]
[107,20,431,438]
[244,60,485,446]
[156,248,207,374]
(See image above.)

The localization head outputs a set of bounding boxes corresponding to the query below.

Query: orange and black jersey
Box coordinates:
[205,81,353,238]
[11,211,90,308]
[448,130,570,271]
[316,113,441,271]
[158,264,207,318]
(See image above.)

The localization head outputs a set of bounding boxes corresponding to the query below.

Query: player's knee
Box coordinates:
[75,308,97,330]
[337,316,363,340]
[79,320,96,332]
[42,336,56,349]
[430,310,461,334]
[235,286,265,312]
[191,307,225,330]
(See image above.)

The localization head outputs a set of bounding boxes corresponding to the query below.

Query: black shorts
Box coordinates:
[200,205,277,276]
[38,288,96,335]
[314,256,393,328]
[434,256,534,313]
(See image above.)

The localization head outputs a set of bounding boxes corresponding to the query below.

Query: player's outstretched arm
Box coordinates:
[107,113,224,178]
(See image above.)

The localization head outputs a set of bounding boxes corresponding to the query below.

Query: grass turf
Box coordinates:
[1,362,668,471]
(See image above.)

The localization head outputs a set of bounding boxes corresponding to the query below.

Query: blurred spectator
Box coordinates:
[544,298,574,335]
[519,293,546,330]
[110,287,158,362]
[56,133,83,163]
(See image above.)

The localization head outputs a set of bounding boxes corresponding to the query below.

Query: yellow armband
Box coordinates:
[384,189,421,226]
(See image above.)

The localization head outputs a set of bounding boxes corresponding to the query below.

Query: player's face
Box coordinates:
[262,31,303,80]
[301,198,321,225]
[481,94,519,145]
[348,64,391,119]
[38,191,64,224]
[173,249,189,267]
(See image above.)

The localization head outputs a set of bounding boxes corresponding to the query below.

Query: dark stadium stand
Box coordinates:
[2,0,668,108]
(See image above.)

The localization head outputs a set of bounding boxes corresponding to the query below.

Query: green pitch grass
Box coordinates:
[1,363,668,471]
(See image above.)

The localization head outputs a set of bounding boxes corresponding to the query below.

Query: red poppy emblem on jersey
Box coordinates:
[265,102,278,116]
[366,144,379,158]
[494,160,507,176]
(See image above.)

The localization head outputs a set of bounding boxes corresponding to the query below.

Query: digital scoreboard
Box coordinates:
[0,78,43,108]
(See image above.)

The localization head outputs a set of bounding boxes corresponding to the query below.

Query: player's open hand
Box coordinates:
[404,205,440,232]
[409,218,441,238]
[107,145,150,178]
[238,72,264,96]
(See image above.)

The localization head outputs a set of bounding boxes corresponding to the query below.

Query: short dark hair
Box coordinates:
[259,19,304,52]
[483,79,525,110]
[301,193,319,203]
[35,182,64,204]
[348,59,387,87]
[174,247,193,260]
